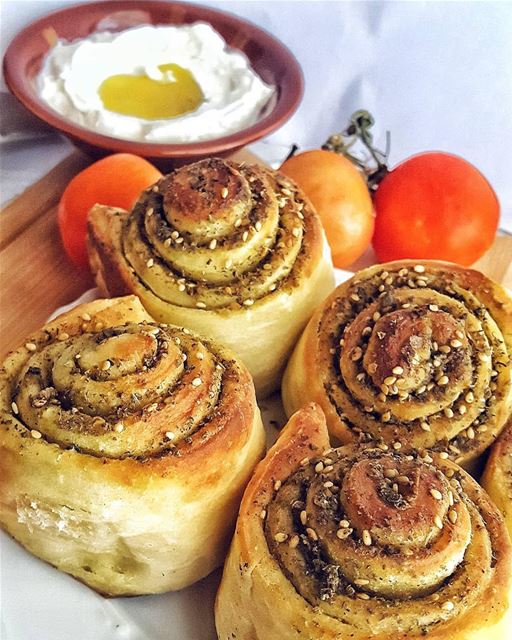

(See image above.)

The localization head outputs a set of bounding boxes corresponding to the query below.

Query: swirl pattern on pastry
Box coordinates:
[282,260,512,470]
[88,158,334,396]
[482,423,512,538]
[0,296,265,595]
[215,404,512,640]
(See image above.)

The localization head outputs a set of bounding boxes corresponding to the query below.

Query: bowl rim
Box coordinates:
[3,0,304,157]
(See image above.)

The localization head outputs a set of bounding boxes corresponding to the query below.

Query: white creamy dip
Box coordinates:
[37,23,275,143]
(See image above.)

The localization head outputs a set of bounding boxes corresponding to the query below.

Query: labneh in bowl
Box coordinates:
[3,0,303,166]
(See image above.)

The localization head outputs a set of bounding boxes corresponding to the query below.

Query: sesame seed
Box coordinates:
[465,392,474,403]
[31,429,42,439]
[442,601,454,612]
[243,299,254,307]
[337,528,351,539]
[397,475,409,483]
[164,431,177,441]
[274,532,288,543]
[392,483,399,492]
[255,221,262,232]
[420,421,431,432]
[300,510,308,525]
[439,452,449,459]
[362,326,372,336]
[444,408,454,418]
[478,352,490,362]
[439,345,451,354]
[429,304,439,312]
[448,491,454,506]
[300,457,310,466]
[430,488,443,500]
[433,359,441,368]
[384,468,398,479]
[356,372,366,382]
[354,578,370,586]
[152,185,159,193]
[466,427,475,439]
[234,218,243,228]
[384,376,397,386]
[382,411,391,422]
[458,404,467,415]
[450,339,463,348]
[380,271,389,280]
[324,465,334,473]
[306,528,318,541]
[115,423,125,433]
[377,442,389,451]
[176,283,186,292]
[417,385,427,394]
[392,366,404,375]
[323,481,334,488]
[242,231,249,242]
[362,530,372,546]
[221,187,229,198]
[274,480,282,491]
[196,302,207,309]
[11,401,19,414]
[399,268,409,276]
[351,293,360,302]
[372,312,381,321]
[393,442,402,450]
[282,188,292,196]
[351,347,363,361]
[57,332,69,341]
[288,535,300,548]
[437,375,449,386]
[435,515,443,529]
[356,592,371,600]
[147,207,154,216]
[175,237,184,244]
[209,239,217,250]
[260,509,266,520]
[191,377,202,387]
[146,258,155,269]
[455,330,464,340]
[448,509,458,524]
[414,264,425,273]
[315,461,324,473]
[339,519,350,528]
[25,342,37,351]
[402,303,411,309]
[292,228,301,238]
[377,393,387,402]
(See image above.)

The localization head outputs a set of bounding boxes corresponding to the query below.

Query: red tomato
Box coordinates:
[58,153,162,270]
[372,152,499,265]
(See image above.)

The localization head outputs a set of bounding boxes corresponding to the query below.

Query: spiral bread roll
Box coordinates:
[482,423,512,538]
[282,260,512,471]
[87,158,334,397]
[215,403,512,640]
[0,296,265,595]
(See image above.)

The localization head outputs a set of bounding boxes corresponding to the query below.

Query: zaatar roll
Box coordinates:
[282,260,512,471]
[87,158,334,397]
[215,403,512,640]
[0,296,265,595]
[482,422,512,539]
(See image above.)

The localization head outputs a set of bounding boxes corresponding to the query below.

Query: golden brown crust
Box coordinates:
[0,296,265,595]
[482,422,512,538]
[87,158,334,396]
[215,404,512,640]
[282,260,512,471]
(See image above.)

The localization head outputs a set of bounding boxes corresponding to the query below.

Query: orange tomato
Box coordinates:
[280,149,374,267]
[58,153,162,270]
[372,152,499,265]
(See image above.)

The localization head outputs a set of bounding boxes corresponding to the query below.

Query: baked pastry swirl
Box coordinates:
[482,423,512,538]
[282,260,512,471]
[215,403,512,640]
[87,157,334,397]
[0,296,265,595]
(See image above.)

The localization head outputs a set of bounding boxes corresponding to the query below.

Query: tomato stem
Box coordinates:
[322,110,390,190]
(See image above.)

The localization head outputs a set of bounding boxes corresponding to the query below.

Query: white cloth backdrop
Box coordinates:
[1,0,511,231]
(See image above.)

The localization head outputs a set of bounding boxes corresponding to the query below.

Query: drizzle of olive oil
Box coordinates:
[98,63,203,120]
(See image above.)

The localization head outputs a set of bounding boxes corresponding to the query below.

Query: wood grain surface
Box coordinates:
[1,150,511,357]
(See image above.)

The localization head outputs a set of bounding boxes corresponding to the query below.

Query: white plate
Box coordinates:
[1,270,351,640]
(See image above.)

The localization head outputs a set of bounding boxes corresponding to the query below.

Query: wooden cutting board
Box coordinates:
[1,150,511,357]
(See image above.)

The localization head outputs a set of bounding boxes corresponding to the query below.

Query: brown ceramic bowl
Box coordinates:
[3,0,303,167]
